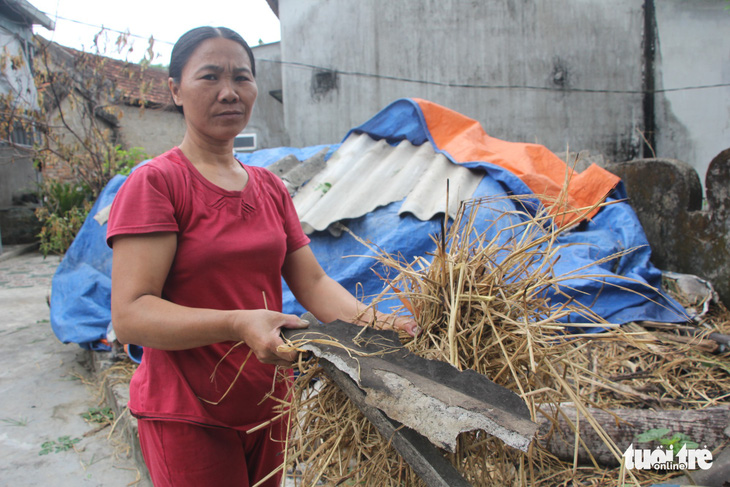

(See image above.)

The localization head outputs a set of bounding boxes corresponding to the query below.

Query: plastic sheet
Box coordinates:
[49,99,687,353]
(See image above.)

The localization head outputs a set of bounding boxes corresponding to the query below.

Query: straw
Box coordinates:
[279,191,730,486]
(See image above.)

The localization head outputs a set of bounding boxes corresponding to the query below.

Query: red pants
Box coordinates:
[137,419,286,487]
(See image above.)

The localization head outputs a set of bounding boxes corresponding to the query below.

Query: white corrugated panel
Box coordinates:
[292,133,483,234]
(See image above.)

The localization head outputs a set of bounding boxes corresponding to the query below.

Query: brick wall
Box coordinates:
[39,156,75,183]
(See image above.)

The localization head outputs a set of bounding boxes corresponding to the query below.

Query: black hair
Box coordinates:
[168,26,256,114]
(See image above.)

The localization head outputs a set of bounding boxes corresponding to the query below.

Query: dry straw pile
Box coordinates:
[281,194,730,486]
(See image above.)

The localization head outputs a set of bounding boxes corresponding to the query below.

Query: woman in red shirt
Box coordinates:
[107,26,417,487]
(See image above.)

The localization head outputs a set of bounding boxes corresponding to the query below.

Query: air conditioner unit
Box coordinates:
[233,133,257,152]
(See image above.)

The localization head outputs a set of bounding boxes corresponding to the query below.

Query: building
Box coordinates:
[0,0,53,207]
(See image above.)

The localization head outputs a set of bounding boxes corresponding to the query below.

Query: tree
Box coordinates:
[0,29,153,254]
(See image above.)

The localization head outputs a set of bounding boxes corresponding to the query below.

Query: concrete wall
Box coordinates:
[278,0,729,186]
[280,0,647,157]
[118,105,186,158]
[247,42,288,149]
[42,98,184,177]
[0,145,38,206]
[654,0,730,188]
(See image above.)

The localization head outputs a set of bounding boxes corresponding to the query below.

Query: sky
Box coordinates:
[28,0,281,65]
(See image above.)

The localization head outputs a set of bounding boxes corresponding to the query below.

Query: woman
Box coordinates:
[107,26,417,487]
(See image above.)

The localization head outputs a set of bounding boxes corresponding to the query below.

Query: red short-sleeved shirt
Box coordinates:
[106,147,310,429]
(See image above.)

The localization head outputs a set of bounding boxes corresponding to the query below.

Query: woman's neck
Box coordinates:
[178,136,234,167]
[178,136,249,192]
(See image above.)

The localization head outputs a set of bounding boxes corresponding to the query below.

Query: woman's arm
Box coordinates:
[281,245,419,336]
[110,232,308,366]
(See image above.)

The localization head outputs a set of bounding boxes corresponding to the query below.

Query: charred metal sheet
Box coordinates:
[283,318,537,453]
[319,361,473,487]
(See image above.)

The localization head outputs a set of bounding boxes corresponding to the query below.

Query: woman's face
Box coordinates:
[169,37,258,145]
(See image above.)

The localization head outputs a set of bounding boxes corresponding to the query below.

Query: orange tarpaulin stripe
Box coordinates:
[415,98,621,227]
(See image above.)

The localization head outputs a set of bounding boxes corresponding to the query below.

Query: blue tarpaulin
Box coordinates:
[50,98,687,350]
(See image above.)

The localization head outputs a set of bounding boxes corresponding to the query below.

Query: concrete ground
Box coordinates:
[0,246,151,486]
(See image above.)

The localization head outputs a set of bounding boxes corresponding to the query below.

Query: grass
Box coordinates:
[0,417,29,427]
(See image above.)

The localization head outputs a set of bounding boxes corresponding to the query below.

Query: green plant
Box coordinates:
[82,407,114,424]
[636,428,699,452]
[104,145,148,177]
[315,182,332,194]
[37,179,93,216]
[36,201,92,256]
[34,145,148,256]
[39,435,81,455]
[34,179,93,257]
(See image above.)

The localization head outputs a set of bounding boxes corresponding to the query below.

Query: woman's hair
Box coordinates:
[168,26,256,114]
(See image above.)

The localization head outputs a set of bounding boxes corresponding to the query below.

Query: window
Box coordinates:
[233,132,257,152]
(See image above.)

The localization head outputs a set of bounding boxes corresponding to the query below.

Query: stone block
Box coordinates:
[606,148,730,305]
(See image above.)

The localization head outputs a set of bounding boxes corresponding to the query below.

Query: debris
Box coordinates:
[267,147,329,195]
[662,271,718,318]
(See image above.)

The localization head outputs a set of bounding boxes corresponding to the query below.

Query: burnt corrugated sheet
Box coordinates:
[288,133,483,234]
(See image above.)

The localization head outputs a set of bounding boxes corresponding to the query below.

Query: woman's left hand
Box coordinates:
[283,245,421,337]
[375,312,420,337]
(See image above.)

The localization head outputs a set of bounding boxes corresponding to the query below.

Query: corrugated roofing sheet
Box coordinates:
[290,133,483,234]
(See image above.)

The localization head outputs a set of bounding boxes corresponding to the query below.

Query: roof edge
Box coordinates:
[3,0,55,30]
[265,0,278,18]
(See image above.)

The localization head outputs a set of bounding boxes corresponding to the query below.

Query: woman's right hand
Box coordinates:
[232,310,310,367]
